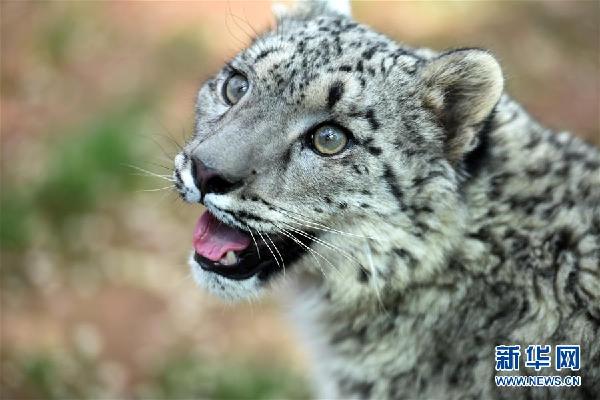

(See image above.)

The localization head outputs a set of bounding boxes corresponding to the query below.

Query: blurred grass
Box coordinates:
[1,97,153,251]
[0,191,32,250]
[34,98,150,226]
[7,351,100,400]
[4,349,309,400]
[146,354,310,400]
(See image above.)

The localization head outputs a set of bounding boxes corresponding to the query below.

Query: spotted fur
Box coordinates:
[174,2,600,398]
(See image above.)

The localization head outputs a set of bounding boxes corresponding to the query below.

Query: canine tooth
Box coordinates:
[221,251,238,266]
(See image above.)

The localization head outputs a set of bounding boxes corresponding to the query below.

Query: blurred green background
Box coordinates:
[1,1,598,399]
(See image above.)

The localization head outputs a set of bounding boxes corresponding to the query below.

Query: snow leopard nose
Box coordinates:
[191,158,242,199]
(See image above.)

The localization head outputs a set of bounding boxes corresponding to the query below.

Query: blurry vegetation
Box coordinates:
[34,98,151,226]
[5,350,101,400]
[0,191,32,251]
[1,97,153,251]
[145,353,310,400]
[4,349,309,400]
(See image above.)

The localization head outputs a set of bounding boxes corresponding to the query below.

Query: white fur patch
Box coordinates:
[272,0,351,19]
[176,156,201,203]
[324,0,351,16]
[188,252,263,302]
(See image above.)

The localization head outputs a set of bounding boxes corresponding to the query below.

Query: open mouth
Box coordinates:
[192,211,311,281]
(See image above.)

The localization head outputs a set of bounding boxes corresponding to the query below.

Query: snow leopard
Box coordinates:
[172,1,600,398]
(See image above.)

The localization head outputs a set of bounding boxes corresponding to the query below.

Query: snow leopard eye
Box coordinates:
[223,73,248,105]
[311,124,349,156]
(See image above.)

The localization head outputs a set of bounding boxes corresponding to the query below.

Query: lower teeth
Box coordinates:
[220,251,238,266]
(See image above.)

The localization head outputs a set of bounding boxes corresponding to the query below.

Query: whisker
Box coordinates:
[279,221,364,268]
[229,11,258,43]
[364,242,391,317]
[245,225,261,260]
[265,233,285,276]
[274,224,342,277]
[225,4,251,48]
[151,136,176,162]
[178,124,188,152]
[158,188,179,205]
[150,117,186,153]
[273,225,328,277]
[146,161,173,172]
[125,164,175,182]
[271,205,376,239]
[161,130,185,153]
[133,133,176,162]
[130,172,175,180]
[256,230,281,271]
[136,185,174,193]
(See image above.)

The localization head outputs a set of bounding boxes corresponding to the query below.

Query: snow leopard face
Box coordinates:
[174,1,503,302]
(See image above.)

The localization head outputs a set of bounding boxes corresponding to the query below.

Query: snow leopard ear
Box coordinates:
[420,49,503,162]
[273,0,351,21]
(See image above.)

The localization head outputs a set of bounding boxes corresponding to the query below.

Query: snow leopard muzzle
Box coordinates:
[192,210,311,281]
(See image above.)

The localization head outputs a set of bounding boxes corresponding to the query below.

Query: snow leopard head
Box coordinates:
[174,0,503,304]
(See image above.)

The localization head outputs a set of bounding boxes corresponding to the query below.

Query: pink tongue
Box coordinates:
[193,211,251,262]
